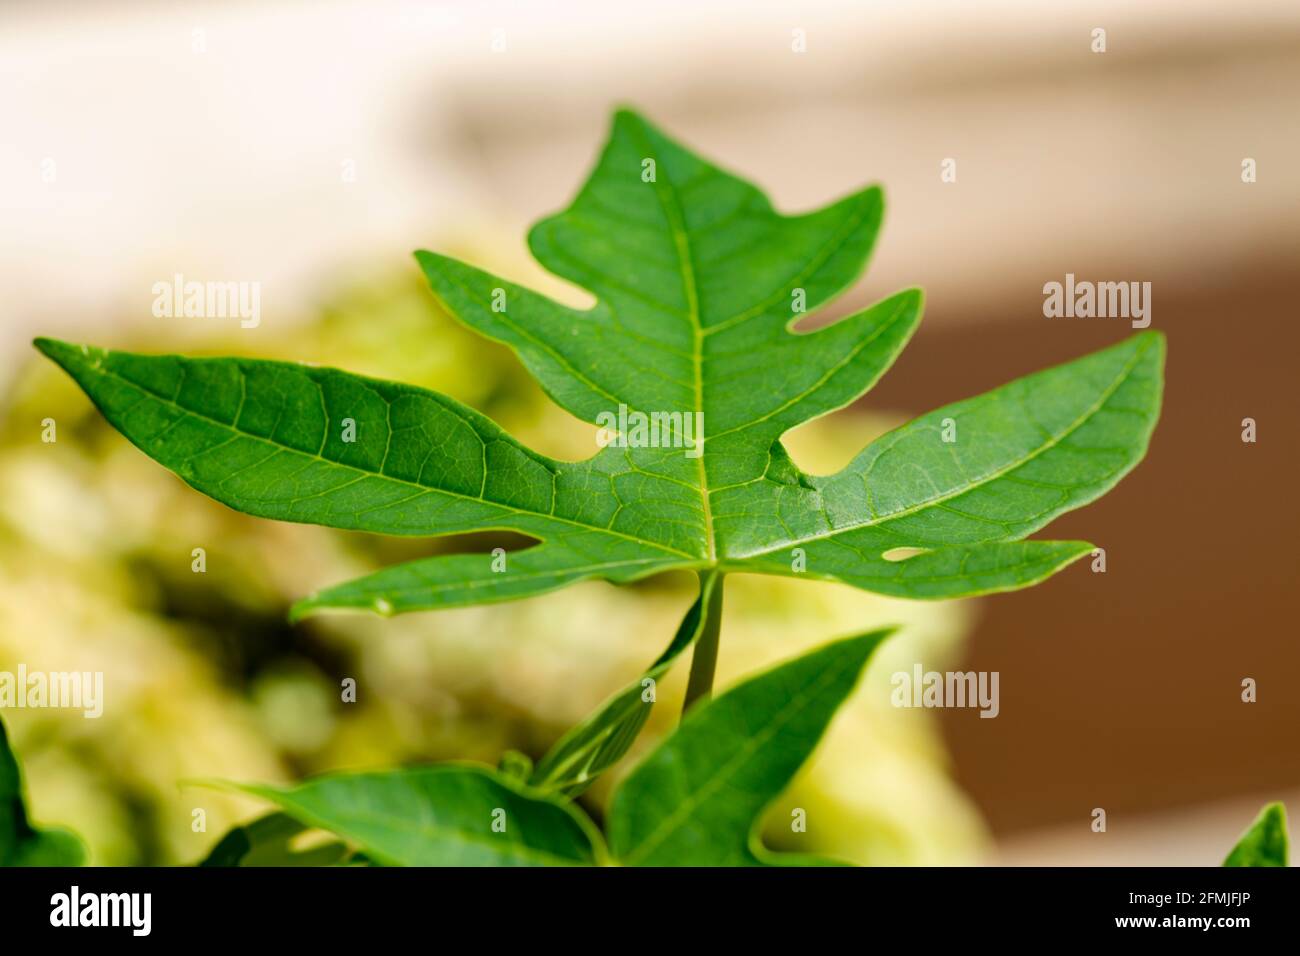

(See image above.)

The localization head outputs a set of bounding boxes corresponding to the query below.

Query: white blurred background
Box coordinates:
[5,0,1298,357]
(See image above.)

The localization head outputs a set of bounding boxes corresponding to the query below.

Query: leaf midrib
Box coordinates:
[629,119,716,562]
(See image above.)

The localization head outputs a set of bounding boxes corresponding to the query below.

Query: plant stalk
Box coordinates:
[682,571,724,714]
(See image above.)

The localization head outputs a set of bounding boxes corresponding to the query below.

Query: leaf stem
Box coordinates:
[682,571,724,714]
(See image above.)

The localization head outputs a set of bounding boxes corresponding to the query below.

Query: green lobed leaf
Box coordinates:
[34,337,693,620]
[0,715,86,866]
[732,332,1164,597]
[1223,802,1289,867]
[36,109,1164,615]
[530,571,720,795]
[220,764,602,866]
[606,629,894,866]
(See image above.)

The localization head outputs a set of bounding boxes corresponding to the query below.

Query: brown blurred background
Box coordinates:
[2,0,1297,864]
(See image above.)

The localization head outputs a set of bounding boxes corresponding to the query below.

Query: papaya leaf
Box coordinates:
[35,109,1164,616]
[606,629,893,866]
[218,764,602,867]
[0,715,86,866]
[531,571,720,795]
[1223,802,1289,867]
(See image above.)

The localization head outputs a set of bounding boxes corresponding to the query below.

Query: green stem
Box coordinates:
[682,571,724,714]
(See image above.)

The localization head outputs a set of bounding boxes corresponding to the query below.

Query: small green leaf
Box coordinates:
[222,764,602,866]
[198,812,351,867]
[1223,802,1289,867]
[607,629,893,866]
[0,715,86,866]
[531,571,720,795]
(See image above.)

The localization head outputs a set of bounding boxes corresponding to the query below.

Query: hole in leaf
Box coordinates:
[882,547,927,562]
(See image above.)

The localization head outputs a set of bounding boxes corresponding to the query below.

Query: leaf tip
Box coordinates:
[1135,327,1167,351]
[1224,801,1289,867]
[32,337,107,373]
[611,104,648,127]
[180,776,247,795]
[1254,800,1288,833]
[900,285,925,313]
[32,336,70,362]
[286,598,315,624]
[1120,329,1166,373]
[836,626,900,670]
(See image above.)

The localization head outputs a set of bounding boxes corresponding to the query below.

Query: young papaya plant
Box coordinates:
[35,108,1165,864]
